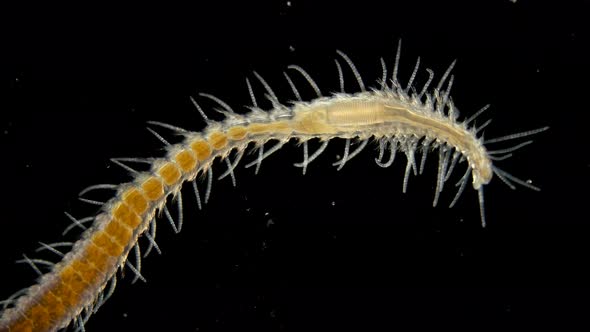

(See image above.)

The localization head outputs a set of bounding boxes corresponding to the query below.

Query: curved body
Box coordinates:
[0,49,545,331]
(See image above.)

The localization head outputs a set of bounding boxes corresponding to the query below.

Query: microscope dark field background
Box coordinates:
[1,1,588,331]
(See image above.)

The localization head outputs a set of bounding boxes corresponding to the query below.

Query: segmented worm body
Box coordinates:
[0,43,547,331]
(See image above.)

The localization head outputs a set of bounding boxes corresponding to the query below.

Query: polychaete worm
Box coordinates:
[0,41,548,332]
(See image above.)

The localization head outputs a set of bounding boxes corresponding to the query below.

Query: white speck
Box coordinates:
[286,1,292,7]
[526,179,533,184]
[266,219,274,227]
[289,45,295,52]
[331,201,336,206]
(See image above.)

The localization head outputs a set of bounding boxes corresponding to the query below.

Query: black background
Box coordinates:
[1,0,588,331]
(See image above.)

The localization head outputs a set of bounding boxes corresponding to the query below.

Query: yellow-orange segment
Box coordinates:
[52,281,77,309]
[37,292,64,324]
[84,242,109,268]
[112,203,142,228]
[158,162,181,186]
[141,177,164,201]
[92,232,124,257]
[59,265,86,295]
[69,259,99,286]
[175,150,197,172]
[122,188,149,214]
[208,131,228,150]
[28,305,49,330]
[104,219,133,246]
[11,318,35,332]
[190,140,212,161]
